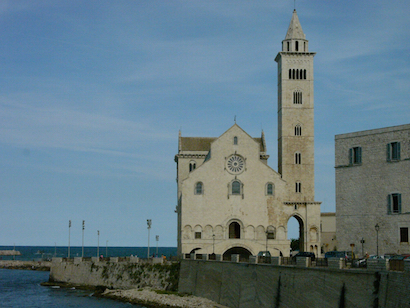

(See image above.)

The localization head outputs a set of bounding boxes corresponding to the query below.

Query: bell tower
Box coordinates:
[275,10,316,201]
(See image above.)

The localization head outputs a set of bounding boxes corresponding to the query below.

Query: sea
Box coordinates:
[0,246,177,308]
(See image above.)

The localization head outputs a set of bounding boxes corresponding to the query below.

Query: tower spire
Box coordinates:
[282,10,308,52]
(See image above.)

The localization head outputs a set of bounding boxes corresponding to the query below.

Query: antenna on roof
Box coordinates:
[294,0,296,10]
[234,115,236,123]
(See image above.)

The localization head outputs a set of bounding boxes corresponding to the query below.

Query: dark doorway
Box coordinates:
[223,247,252,262]
[229,222,241,239]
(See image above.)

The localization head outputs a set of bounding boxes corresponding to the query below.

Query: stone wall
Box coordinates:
[49,258,179,291]
[178,259,410,308]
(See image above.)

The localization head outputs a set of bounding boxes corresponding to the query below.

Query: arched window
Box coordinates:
[233,136,238,145]
[189,161,196,172]
[266,183,274,195]
[232,181,241,195]
[287,41,290,51]
[229,222,241,239]
[295,124,302,136]
[266,226,275,239]
[299,69,303,79]
[295,153,301,165]
[195,182,203,195]
[292,69,295,79]
[295,41,299,51]
[296,69,299,80]
[304,69,307,79]
[289,69,292,79]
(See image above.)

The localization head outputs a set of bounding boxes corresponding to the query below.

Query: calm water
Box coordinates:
[0,268,142,307]
[0,246,177,307]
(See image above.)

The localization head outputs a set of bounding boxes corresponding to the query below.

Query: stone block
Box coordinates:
[52,257,63,263]
[296,256,311,267]
[249,256,258,264]
[231,254,240,262]
[74,257,83,264]
[271,256,282,265]
[110,257,119,263]
[328,258,344,269]
[129,256,139,263]
[91,257,99,263]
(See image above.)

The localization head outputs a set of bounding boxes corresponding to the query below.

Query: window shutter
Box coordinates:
[358,147,362,164]
[387,143,391,161]
[387,194,392,214]
[349,148,353,165]
[398,194,402,213]
[398,142,401,160]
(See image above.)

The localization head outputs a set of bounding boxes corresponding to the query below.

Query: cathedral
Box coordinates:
[175,10,321,259]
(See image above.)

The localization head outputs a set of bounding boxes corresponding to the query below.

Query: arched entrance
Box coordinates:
[287,215,305,253]
[223,247,252,261]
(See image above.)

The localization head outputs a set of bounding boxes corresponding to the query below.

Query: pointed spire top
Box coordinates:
[285,10,306,40]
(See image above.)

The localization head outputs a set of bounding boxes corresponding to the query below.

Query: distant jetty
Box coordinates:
[0,250,21,256]
[0,260,51,271]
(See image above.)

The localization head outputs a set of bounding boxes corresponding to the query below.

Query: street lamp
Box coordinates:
[375,224,380,256]
[82,220,85,258]
[156,235,159,256]
[97,230,100,258]
[147,219,152,258]
[68,220,71,258]
[212,234,215,254]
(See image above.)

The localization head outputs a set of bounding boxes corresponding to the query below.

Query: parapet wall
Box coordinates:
[50,257,179,291]
[178,259,410,308]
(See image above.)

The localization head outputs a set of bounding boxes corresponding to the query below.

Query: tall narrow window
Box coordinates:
[296,69,299,79]
[266,183,274,195]
[387,142,400,161]
[195,182,203,195]
[233,136,238,145]
[229,222,241,239]
[295,41,299,51]
[295,124,302,136]
[293,91,302,104]
[295,153,301,165]
[287,42,290,51]
[400,228,409,243]
[388,193,401,214]
[289,69,292,79]
[304,42,306,51]
[293,69,295,79]
[349,147,362,165]
[189,161,196,172]
[304,69,307,79]
[296,182,301,193]
[299,69,303,79]
[232,181,241,195]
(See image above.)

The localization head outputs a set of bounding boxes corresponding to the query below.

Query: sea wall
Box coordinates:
[49,257,179,291]
[178,259,410,308]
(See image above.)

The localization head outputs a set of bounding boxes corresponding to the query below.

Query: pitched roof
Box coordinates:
[179,136,266,153]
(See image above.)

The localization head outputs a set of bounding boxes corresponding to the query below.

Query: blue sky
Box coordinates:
[1,1,409,247]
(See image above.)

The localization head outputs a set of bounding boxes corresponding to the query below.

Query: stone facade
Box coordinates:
[335,124,410,256]
[320,212,337,253]
[175,10,321,259]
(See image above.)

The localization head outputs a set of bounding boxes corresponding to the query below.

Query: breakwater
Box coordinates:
[178,258,410,308]
[0,260,51,271]
[49,257,179,291]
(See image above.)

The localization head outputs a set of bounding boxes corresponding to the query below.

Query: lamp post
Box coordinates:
[360,238,365,257]
[212,234,215,254]
[156,235,159,256]
[97,230,100,258]
[68,220,71,258]
[375,224,380,257]
[82,220,85,258]
[147,219,152,258]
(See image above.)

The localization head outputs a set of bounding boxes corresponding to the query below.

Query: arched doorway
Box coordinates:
[223,247,252,261]
[287,215,305,254]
